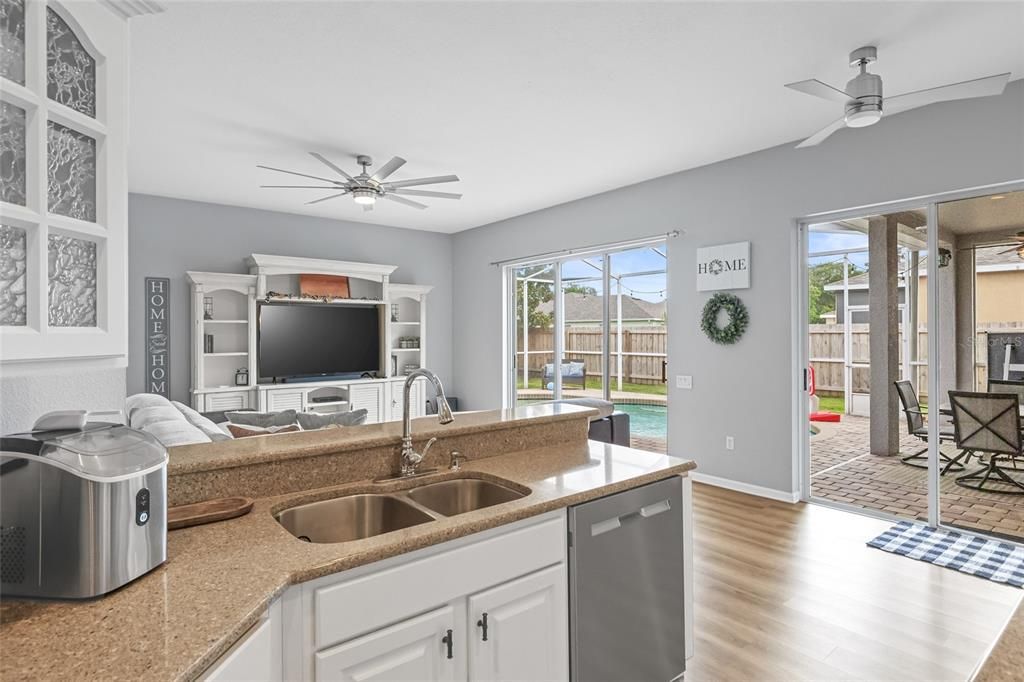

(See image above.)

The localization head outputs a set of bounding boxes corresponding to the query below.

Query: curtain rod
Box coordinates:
[490,230,681,267]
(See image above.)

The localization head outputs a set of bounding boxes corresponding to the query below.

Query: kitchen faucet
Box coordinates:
[400,369,454,476]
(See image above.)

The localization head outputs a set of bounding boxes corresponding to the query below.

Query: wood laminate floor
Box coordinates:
[685,483,1022,681]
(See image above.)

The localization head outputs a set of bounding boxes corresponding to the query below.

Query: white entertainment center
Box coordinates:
[187,254,432,424]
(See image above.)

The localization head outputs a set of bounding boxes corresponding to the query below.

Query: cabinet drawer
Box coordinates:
[314,515,565,649]
[206,391,249,412]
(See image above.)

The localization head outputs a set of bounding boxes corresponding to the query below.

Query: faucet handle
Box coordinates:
[419,437,438,462]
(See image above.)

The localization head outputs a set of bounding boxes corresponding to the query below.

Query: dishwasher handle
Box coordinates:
[589,498,672,537]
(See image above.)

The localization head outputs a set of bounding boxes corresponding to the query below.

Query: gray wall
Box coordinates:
[128,195,454,404]
[0,366,126,433]
[451,81,1024,496]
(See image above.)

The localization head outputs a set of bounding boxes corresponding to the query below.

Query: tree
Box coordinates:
[516,268,554,328]
[808,261,863,323]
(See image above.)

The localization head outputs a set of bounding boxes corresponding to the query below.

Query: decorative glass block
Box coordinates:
[48,233,96,327]
[0,224,27,326]
[0,100,26,206]
[47,121,96,222]
[0,0,25,85]
[47,7,95,118]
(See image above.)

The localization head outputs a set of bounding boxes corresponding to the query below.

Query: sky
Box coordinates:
[520,244,668,303]
[808,223,869,270]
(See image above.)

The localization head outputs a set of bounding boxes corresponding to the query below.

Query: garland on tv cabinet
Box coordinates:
[700,292,749,345]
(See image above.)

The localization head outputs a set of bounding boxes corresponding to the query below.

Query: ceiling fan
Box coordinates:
[996,231,1024,259]
[785,46,1010,148]
[258,153,461,210]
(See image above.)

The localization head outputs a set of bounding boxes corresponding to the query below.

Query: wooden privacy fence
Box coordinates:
[516,326,667,385]
[809,323,1022,398]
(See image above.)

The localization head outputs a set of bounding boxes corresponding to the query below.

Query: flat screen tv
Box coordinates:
[258,302,380,380]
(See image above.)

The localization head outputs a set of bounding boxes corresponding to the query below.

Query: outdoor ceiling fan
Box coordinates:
[785,46,1011,148]
[996,231,1024,259]
[257,153,461,210]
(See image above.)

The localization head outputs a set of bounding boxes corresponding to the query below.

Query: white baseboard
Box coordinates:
[690,472,801,504]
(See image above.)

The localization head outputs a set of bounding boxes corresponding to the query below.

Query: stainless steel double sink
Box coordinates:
[275,477,528,543]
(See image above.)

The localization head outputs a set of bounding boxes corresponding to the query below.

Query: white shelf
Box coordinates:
[391,321,420,326]
[204,319,247,324]
[264,296,386,306]
[205,351,249,357]
[391,348,422,353]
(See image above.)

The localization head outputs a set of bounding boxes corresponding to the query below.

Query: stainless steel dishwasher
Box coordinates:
[568,477,685,682]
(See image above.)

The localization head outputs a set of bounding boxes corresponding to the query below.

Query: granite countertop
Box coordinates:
[976,601,1024,680]
[168,401,591,474]
[0,438,695,681]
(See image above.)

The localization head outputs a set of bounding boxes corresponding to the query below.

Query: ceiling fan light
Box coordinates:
[845,108,882,128]
[352,189,376,205]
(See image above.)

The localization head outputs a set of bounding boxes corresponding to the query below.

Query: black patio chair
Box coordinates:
[893,380,968,474]
[950,391,1024,495]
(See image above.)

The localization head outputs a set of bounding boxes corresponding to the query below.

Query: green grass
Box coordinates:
[516,376,667,396]
[814,395,927,415]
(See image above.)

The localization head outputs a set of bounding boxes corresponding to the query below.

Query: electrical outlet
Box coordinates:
[725,436,735,451]
[676,375,692,389]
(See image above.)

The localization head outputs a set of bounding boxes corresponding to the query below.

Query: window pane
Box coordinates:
[0,223,27,325]
[0,0,25,85]
[48,233,96,327]
[47,120,96,221]
[47,7,95,118]
[515,264,556,403]
[0,100,26,205]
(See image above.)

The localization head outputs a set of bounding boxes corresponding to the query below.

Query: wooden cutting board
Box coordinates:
[167,497,254,530]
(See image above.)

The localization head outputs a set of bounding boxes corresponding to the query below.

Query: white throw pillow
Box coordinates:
[171,401,232,442]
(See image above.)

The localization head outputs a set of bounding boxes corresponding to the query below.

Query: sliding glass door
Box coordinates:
[506,240,668,452]
[799,183,1024,545]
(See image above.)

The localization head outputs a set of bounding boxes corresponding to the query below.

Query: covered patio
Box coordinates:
[807,191,1024,541]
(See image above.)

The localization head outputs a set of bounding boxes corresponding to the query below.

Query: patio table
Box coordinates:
[938,404,1024,418]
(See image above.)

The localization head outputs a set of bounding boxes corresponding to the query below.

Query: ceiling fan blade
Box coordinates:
[392,189,462,200]
[384,194,428,210]
[997,246,1022,255]
[308,152,354,181]
[384,175,460,189]
[305,191,350,205]
[257,165,344,185]
[796,116,847,148]
[370,156,407,182]
[363,203,374,212]
[886,73,1010,115]
[261,185,344,189]
[785,79,852,103]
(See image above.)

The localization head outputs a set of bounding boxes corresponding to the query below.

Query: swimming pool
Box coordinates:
[615,403,667,439]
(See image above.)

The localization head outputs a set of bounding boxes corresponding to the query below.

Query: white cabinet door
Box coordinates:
[315,604,460,682]
[203,600,281,681]
[266,389,304,412]
[203,391,250,412]
[386,379,425,421]
[349,384,383,423]
[467,564,568,682]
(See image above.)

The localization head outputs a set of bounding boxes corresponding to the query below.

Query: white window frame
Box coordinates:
[1,0,129,367]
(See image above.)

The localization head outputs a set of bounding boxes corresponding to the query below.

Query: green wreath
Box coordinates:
[701,293,749,345]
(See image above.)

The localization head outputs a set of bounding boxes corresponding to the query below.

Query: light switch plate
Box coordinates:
[676,375,692,389]
[725,436,735,450]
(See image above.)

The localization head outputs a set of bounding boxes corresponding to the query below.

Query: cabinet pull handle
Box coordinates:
[477,612,489,641]
[441,629,454,659]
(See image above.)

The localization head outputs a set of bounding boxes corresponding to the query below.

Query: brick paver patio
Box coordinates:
[811,415,1024,540]
[626,416,1024,541]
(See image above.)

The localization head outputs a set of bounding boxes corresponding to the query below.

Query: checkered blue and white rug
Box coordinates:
[868,521,1024,588]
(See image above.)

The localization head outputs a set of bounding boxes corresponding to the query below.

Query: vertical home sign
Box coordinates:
[145,277,170,397]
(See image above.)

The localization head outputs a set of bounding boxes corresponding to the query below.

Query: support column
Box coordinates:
[907,251,920,391]
[954,240,975,391]
[869,215,900,456]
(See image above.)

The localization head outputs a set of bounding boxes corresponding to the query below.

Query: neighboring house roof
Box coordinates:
[536,293,665,322]
[823,248,1023,291]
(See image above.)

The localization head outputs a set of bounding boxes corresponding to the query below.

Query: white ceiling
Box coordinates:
[128,1,1024,234]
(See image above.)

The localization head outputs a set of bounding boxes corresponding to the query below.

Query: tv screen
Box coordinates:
[258,303,380,379]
